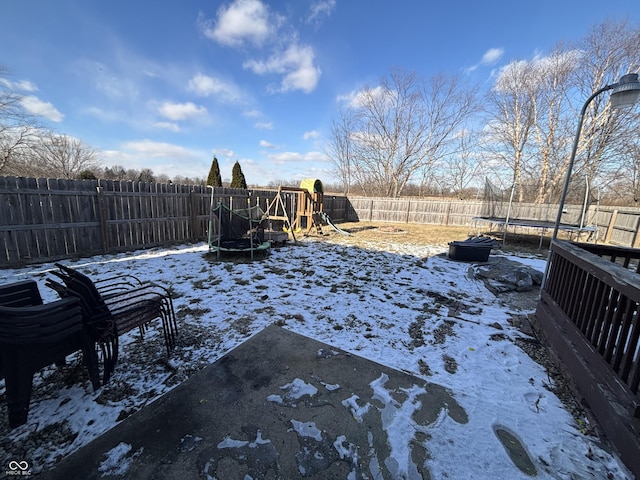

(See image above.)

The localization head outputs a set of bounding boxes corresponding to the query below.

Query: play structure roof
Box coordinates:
[299,178,323,194]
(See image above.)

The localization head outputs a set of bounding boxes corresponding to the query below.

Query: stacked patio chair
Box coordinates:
[0,280,100,428]
[47,263,178,384]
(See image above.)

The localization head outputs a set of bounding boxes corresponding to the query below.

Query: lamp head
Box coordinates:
[610,73,640,110]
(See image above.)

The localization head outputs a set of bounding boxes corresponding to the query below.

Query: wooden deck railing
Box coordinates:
[573,241,640,273]
[533,240,640,478]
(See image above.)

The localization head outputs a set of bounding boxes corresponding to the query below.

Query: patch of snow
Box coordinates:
[341,394,371,423]
[290,420,323,441]
[370,374,427,479]
[97,442,143,477]
[268,378,318,406]
[217,431,270,450]
[266,394,283,404]
[322,382,341,391]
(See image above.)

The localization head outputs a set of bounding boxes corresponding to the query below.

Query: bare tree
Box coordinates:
[482,60,538,200]
[173,175,205,186]
[567,19,640,202]
[155,173,172,184]
[481,20,640,205]
[605,138,640,204]
[103,165,128,181]
[30,132,100,179]
[0,66,43,174]
[138,168,155,183]
[627,142,640,204]
[416,73,479,197]
[348,69,428,197]
[441,129,484,199]
[330,68,477,197]
[527,48,579,203]
[326,109,356,195]
[2,65,104,180]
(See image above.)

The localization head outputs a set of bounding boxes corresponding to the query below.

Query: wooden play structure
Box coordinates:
[264,179,325,240]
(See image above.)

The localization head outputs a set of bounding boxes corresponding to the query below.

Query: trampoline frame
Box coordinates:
[472,216,597,249]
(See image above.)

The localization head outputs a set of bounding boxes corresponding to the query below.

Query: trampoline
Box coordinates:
[214,238,271,253]
[208,199,270,260]
[473,216,597,249]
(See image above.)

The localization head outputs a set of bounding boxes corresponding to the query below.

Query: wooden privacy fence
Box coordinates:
[4,175,640,266]
[591,206,640,247]
[345,196,483,225]
[346,196,590,226]
[0,177,351,266]
[347,197,640,247]
[0,177,209,265]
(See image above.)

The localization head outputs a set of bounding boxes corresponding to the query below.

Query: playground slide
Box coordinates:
[320,212,351,236]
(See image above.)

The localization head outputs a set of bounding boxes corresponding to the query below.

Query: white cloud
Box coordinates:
[200,0,274,47]
[337,85,387,108]
[188,73,244,103]
[120,139,197,158]
[153,121,181,132]
[306,0,336,25]
[255,121,273,130]
[103,140,207,179]
[20,96,64,122]
[244,43,321,93]
[243,109,262,118]
[464,47,505,75]
[214,148,236,158]
[259,139,276,148]
[493,50,581,92]
[303,130,320,140]
[268,150,328,165]
[0,78,38,92]
[85,106,119,123]
[481,48,504,65]
[157,101,207,121]
[201,1,322,94]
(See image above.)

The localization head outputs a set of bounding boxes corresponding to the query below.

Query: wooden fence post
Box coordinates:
[633,215,640,248]
[96,186,110,253]
[605,209,618,244]
[189,190,199,241]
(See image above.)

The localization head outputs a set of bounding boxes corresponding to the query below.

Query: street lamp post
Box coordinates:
[545,73,640,283]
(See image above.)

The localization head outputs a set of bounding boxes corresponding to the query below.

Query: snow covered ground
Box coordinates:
[0,232,632,479]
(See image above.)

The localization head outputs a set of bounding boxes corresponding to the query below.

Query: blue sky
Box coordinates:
[1,0,639,186]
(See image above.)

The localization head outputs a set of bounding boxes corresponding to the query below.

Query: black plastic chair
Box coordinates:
[48,264,178,383]
[46,276,119,385]
[0,280,100,428]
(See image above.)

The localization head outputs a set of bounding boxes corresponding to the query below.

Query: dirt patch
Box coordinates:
[513,335,597,436]
[326,221,550,256]
[328,222,471,247]
[377,226,406,234]
[432,320,456,345]
[442,354,458,374]
[499,286,541,312]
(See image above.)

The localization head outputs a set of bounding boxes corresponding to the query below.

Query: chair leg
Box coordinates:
[161,297,178,352]
[81,337,101,391]
[2,351,34,428]
[99,335,118,384]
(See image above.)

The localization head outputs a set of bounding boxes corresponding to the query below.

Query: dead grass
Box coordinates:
[322,221,549,257]
[333,221,470,245]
